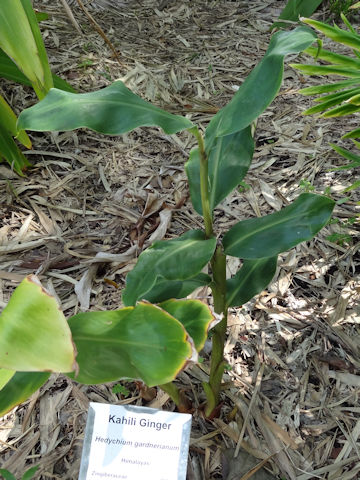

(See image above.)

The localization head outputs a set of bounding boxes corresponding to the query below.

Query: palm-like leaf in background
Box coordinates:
[291,16,360,175]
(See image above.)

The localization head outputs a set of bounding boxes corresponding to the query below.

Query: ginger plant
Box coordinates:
[0,26,335,417]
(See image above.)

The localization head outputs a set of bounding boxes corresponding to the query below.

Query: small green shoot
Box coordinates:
[0,465,39,480]
[112,383,130,397]
[238,180,251,193]
[299,179,315,192]
[326,232,352,245]
[78,59,94,68]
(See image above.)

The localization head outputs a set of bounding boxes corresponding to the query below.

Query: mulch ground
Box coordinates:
[0,1,359,478]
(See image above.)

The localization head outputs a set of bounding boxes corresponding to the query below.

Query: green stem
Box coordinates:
[211,246,227,314]
[188,127,226,416]
[159,382,185,409]
[205,319,227,416]
[189,127,213,238]
[206,246,228,417]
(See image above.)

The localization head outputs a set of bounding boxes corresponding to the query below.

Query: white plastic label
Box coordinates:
[79,402,192,480]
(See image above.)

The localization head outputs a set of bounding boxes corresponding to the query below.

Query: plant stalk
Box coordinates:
[205,246,228,417]
[159,382,189,411]
[189,127,226,416]
[189,127,213,238]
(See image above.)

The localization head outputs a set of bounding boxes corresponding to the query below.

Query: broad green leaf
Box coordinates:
[301,17,360,52]
[186,127,254,215]
[303,88,360,115]
[0,95,31,148]
[330,143,360,170]
[291,64,360,77]
[0,127,32,175]
[271,0,323,30]
[0,469,16,480]
[0,371,50,417]
[0,275,77,372]
[140,273,212,304]
[303,46,360,68]
[122,230,216,306]
[226,257,277,308]
[18,81,194,135]
[22,466,40,480]
[205,27,316,142]
[159,299,213,351]
[0,49,75,92]
[0,0,52,99]
[0,368,15,389]
[299,79,360,96]
[223,193,335,259]
[67,302,194,386]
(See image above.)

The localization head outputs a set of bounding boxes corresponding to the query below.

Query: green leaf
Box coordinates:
[343,128,360,139]
[0,368,15,389]
[312,87,360,103]
[226,257,278,307]
[330,143,360,170]
[0,275,77,372]
[112,383,130,396]
[303,88,360,115]
[21,466,39,480]
[122,230,216,306]
[140,273,212,304]
[301,17,360,52]
[186,127,254,215]
[0,371,50,417]
[0,127,32,176]
[222,193,335,259]
[0,49,75,92]
[159,299,213,351]
[0,0,52,99]
[0,92,31,175]
[291,63,360,77]
[35,11,49,22]
[67,302,194,386]
[0,469,16,480]
[298,79,360,95]
[18,80,194,135]
[303,46,360,68]
[51,73,76,93]
[0,95,31,148]
[20,0,53,96]
[321,103,359,117]
[347,93,360,105]
[342,180,360,191]
[271,0,323,29]
[205,27,316,142]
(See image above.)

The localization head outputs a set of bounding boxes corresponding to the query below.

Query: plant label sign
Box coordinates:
[79,402,192,480]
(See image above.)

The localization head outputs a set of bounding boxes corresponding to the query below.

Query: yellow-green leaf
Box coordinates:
[67,302,195,387]
[0,0,52,98]
[0,95,31,148]
[0,275,77,373]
